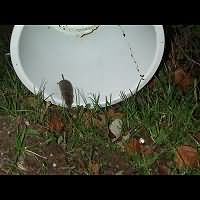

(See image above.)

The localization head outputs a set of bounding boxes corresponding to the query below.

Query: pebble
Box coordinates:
[50,153,54,157]
[24,120,30,126]
[139,138,145,144]
[52,163,57,168]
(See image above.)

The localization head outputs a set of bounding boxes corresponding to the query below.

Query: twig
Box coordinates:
[80,26,100,38]
[118,25,145,80]
[194,78,199,104]
[25,149,48,160]
[40,101,51,122]
[190,134,200,146]
[179,45,200,67]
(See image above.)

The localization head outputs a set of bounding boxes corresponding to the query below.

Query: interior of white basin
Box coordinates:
[10,25,165,107]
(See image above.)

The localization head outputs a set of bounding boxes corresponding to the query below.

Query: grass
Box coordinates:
[1,25,200,175]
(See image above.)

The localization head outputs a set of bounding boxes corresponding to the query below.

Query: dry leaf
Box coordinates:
[141,145,154,156]
[16,116,23,126]
[107,109,124,120]
[126,138,141,155]
[181,75,193,92]
[82,112,93,128]
[88,160,100,175]
[95,114,106,128]
[175,145,199,169]
[82,112,107,129]
[174,68,186,85]
[148,78,157,90]
[174,68,193,92]
[48,111,64,133]
[30,124,48,135]
[157,164,169,175]
[109,119,123,142]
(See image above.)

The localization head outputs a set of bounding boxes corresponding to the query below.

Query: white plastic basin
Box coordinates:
[10,25,165,107]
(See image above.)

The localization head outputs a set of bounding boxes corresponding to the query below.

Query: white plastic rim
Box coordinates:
[10,25,165,107]
[48,25,100,36]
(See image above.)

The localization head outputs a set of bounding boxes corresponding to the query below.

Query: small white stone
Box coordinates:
[52,163,57,168]
[24,120,30,126]
[50,153,54,157]
[139,138,145,144]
